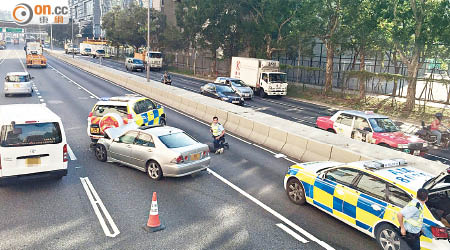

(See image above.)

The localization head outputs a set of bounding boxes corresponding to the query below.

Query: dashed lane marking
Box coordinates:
[207,168,333,249]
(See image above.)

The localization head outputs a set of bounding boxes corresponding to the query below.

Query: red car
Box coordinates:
[316,110,428,156]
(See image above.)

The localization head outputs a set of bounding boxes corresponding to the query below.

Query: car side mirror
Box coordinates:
[363,127,371,132]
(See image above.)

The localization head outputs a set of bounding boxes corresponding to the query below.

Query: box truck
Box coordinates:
[230,57,288,97]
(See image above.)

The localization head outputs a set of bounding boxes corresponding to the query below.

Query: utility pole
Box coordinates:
[50,24,53,51]
[146,0,151,82]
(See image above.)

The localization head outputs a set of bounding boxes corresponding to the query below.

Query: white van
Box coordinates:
[0,104,68,182]
[4,72,33,97]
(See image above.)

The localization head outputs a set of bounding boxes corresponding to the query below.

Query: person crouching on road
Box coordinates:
[211,116,225,154]
[397,188,428,250]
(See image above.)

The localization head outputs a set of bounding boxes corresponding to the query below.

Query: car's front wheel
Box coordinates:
[286,178,306,205]
[95,144,107,162]
[375,223,401,250]
[146,161,163,180]
[160,118,166,126]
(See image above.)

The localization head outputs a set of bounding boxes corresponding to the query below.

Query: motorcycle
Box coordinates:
[415,121,450,148]
[161,75,172,85]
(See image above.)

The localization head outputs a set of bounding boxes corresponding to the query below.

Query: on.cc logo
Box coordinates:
[12,3,33,25]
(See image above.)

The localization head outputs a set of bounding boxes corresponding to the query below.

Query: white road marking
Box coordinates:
[67,144,77,160]
[39,99,44,102]
[207,168,334,250]
[38,95,42,98]
[47,64,100,99]
[425,153,450,162]
[253,143,277,154]
[274,153,286,158]
[276,223,309,243]
[80,177,120,238]
[13,50,27,72]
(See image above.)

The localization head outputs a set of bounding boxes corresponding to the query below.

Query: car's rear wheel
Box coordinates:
[95,144,107,162]
[286,178,306,205]
[259,88,266,98]
[160,118,166,126]
[146,161,162,180]
[327,128,336,133]
[375,223,401,250]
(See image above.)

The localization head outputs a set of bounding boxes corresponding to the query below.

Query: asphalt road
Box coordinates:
[75,53,450,165]
[0,45,382,249]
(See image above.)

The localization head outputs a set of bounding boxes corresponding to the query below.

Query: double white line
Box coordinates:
[80,177,120,238]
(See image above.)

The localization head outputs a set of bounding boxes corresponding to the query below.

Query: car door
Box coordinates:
[353,173,389,233]
[333,113,355,138]
[320,168,361,224]
[134,99,155,126]
[353,116,373,143]
[131,132,156,169]
[109,131,138,164]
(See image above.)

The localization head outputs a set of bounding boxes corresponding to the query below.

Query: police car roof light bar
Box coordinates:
[363,158,407,170]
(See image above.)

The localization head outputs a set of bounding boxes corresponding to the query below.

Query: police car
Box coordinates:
[87,95,166,142]
[284,159,450,250]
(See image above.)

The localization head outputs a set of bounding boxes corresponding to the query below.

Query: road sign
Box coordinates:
[5,28,24,33]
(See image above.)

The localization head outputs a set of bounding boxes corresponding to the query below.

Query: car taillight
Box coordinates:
[0,153,2,170]
[431,226,449,239]
[127,113,133,120]
[203,149,209,156]
[171,155,183,164]
[63,144,69,162]
[88,112,93,118]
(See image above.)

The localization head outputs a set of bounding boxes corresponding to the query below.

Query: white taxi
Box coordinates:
[285,159,450,250]
[4,72,33,96]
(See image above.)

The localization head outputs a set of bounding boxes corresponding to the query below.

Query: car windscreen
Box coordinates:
[133,59,143,64]
[230,80,245,87]
[1,122,62,147]
[216,85,234,93]
[269,73,287,83]
[6,75,30,82]
[369,118,399,133]
[85,48,91,52]
[93,105,128,118]
[159,132,198,148]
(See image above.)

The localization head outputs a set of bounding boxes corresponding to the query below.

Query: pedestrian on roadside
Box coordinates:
[397,188,428,250]
[431,113,443,146]
[210,116,225,154]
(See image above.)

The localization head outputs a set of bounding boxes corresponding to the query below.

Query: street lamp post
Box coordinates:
[50,24,53,51]
[146,0,151,82]
[71,11,74,59]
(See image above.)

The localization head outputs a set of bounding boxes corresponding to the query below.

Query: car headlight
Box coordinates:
[222,97,229,101]
[397,144,409,149]
[423,142,428,148]
[241,97,244,101]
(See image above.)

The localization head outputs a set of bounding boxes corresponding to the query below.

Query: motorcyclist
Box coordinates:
[431,113,443,146]
[210,116,225,154]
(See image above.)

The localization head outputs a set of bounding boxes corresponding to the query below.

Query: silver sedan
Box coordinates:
[94,125,211,180]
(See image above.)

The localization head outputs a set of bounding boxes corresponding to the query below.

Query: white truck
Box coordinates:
[230,57,288,97]
[146,51,163,70]
[80,42,92,56]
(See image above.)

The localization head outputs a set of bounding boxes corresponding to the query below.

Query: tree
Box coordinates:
[243,0,300,59]
[380,0,449,111]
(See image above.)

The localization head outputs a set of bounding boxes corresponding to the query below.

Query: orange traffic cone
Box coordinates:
[143,192,165,232]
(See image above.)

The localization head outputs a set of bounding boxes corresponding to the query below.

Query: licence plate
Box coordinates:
[14,84,20,88]
[232,100,240,104]
[26,157,41,166]
[413,150,420,156]
[90,127,100,134]
[190,153,201,161]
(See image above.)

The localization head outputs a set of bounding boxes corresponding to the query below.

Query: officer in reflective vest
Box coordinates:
[397,188,429,250]
[210,116,225,154]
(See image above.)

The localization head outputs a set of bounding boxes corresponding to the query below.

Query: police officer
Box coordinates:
[210,116,225,154]
[397,188,429,250]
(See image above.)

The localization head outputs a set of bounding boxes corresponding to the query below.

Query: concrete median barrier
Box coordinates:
[235,117,254,139]
[330,146,362,163]
[281,133,308,160]
[249,121,270,145]
[224,112,240,134]
[45,49,449,175]
[301,140,332,162]
[263,127,287,152]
